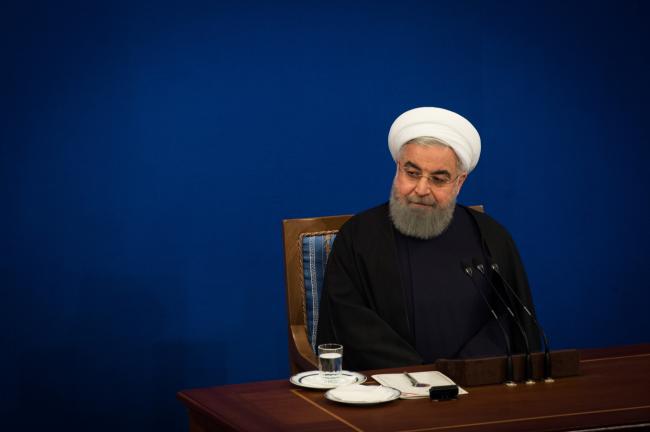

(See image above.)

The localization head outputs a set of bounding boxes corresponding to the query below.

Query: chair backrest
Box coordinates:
[281,205,484,373]
[282,214,351,373]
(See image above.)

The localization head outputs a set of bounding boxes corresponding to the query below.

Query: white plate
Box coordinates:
[325,385,401,405]
[289,370,366,389]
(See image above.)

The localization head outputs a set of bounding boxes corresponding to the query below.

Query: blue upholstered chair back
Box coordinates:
[300,231,337,353]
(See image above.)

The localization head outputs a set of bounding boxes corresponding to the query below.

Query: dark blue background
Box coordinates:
[3,0,649,430]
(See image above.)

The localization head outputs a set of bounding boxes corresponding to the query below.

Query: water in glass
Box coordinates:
[318,343,343,381]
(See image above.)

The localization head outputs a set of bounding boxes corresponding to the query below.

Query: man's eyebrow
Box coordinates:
[404,161,451,177]
[403,161,422,171]
[430,169,452,177]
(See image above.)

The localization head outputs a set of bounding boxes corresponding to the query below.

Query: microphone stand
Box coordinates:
[490,262,554,382]
[475,261,534,384]
[462,262,516,386]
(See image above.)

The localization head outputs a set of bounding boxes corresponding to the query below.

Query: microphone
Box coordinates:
[473,259,534,384]
[461,261,516,386]
[489,261,554,382]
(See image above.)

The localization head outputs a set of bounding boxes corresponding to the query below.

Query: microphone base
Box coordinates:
[434,349,580,387]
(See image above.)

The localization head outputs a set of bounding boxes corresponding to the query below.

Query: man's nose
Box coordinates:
[414,177,430,196]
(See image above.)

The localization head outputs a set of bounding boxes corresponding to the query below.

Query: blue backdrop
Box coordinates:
[3,0,649,430]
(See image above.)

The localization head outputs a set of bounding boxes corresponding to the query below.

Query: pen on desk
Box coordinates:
[403,372,428,387]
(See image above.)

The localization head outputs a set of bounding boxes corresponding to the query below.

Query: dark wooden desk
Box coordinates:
[178,344,650,431]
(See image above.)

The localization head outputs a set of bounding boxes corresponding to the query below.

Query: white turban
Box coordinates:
[387,107,481,172]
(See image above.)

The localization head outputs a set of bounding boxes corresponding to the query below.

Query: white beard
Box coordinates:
[388,185,456,239]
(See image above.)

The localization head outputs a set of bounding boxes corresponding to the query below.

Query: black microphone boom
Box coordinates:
[490,262,554,382]
[461,261,516,386]
[473,259,534,384]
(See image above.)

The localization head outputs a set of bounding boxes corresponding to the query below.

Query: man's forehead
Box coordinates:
[399,144,459,171]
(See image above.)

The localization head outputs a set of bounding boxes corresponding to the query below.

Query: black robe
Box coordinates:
[316,203,541,371]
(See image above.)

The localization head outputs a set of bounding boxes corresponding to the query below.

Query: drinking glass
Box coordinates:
[318,343,343,381]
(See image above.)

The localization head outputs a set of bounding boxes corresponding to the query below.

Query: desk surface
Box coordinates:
[178,344,650,431]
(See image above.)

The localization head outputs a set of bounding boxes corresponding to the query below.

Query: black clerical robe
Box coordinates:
[316,203,540,371]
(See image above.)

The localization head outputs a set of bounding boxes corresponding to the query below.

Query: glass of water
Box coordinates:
[318,343,343,381]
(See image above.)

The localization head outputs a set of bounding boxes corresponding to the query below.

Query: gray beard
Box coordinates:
[389,186,456,239]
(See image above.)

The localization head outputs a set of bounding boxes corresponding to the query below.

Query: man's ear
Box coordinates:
[455,173,468,194]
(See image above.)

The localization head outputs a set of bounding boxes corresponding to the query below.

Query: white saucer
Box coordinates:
[325,384,401,405]
[290,370,366,389]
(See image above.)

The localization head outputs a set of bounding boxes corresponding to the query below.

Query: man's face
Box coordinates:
[389,143,467,239]
[393,143,466,211]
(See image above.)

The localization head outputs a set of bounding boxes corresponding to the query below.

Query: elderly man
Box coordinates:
[316,107,540,370]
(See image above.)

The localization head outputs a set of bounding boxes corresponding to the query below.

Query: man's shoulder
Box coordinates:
[340,202,390,232]
[462,205,515,244]
[339,203,391,243]
[350,202,390,222]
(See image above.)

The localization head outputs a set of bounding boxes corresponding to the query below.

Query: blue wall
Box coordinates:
[3,0,649,430]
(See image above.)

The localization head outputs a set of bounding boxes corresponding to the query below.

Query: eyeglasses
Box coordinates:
[398,162,462,188]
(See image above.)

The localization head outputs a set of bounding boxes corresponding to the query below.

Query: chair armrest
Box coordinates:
[289,324,318,372]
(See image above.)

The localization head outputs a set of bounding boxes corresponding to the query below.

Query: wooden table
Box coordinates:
[177,344,650,431]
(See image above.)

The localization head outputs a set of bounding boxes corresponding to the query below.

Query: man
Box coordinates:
[316,107,540,370]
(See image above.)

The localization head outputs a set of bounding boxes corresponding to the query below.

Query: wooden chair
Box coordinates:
[281,205,483,374]
[282,214,352,374]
